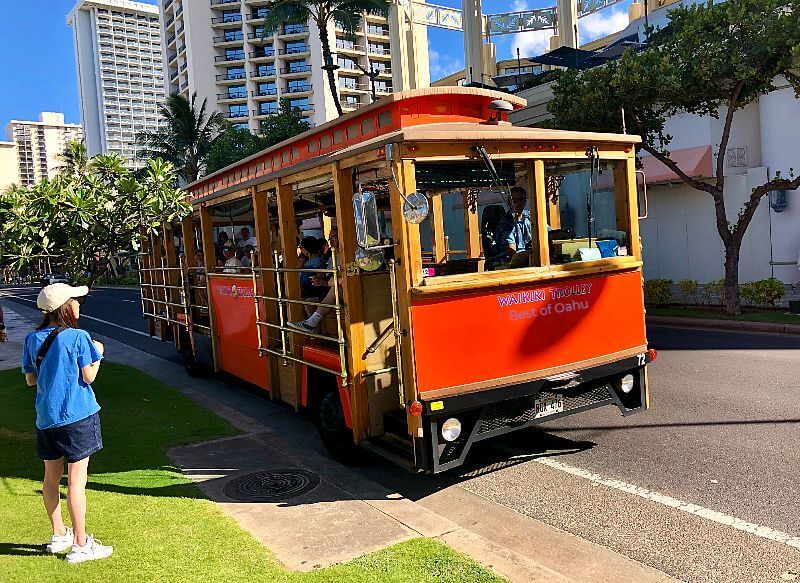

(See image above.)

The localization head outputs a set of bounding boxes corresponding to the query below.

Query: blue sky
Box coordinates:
[0,0,631,126]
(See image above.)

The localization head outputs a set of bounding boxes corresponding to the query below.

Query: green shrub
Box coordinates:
[741,278,785,307]
[644,279,673,306]
[677,279,699,304]
[703,279,725,305]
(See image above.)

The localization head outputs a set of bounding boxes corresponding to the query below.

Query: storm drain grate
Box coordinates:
[223,469,321,502]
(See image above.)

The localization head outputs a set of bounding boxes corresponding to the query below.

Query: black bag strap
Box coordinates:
[36,327,64,371]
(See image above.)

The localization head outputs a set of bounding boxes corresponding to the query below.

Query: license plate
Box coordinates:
[534,397,564,419]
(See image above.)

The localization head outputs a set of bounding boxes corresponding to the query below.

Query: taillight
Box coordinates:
[408,401,423,416]
[648,348,658,362]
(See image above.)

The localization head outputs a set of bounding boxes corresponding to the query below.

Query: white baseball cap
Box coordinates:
[37,283,89,313]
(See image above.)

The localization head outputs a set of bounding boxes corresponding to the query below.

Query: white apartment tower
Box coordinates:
[5,113,83,188]
[159,0,398,131]
[68,0,165,167]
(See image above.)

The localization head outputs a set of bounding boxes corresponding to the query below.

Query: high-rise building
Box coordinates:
[5,113,83,188]
[68,0,165,167]
[159,0,400,132]
[0,140,18,191]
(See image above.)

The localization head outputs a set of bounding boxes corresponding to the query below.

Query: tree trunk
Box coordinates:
[722,241,742,315]
[318,21,344,117]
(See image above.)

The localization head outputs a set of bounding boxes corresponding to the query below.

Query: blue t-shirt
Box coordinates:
[300,255,323,287]
[497,210,533,251]
[21,327,103,430]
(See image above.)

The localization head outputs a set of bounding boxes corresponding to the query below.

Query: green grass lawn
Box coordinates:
[648,306,800,325]
[0,364,504,583]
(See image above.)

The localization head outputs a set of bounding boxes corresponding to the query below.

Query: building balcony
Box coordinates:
[285,84,311,94]
[216,71,247,82]
[224,111,250,119]
[213,33,244,45]
[367,47,391,58]
[252,108,278,117]
[280,25,308,35]
[335,42,363,53]
[247,31,275,42]
[278,45,310,56]
[215,53,246,63]
[167,33,176,46]
[339,82,369,92]
[168,51,178,63]
[281,65,312,75]
[334,22,361,33]
[211,15,243,26]
[217,93,248,102]
[249,49,276,59]
[251,69,277,80]
[251,88,277,98]
[210,0,241,6]
[375,67,392,77]
[366,26,390,38]
[342,101,362,111]
[248,11,270,22]
[337,62,361,73]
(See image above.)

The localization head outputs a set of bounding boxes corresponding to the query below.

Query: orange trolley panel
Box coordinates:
[410,270,647,394]
[209,276,269,390]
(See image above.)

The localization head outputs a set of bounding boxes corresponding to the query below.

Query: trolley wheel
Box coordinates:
[317,392,358,464]
[179,331,207,378]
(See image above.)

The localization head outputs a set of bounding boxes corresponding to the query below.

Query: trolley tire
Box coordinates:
[317,392,358,464]
[179,330,207,378]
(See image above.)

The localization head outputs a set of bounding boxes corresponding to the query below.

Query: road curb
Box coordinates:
[647,315,800,335]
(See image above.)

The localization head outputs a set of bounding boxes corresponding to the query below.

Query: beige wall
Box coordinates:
[0,141,18,191]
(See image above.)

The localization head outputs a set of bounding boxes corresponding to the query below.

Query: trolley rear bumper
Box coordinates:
[415,352,651,473]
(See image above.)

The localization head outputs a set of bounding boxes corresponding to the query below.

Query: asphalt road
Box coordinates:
[3,285,799,581]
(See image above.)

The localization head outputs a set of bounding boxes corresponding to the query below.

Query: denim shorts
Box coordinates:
[36,413,103,463]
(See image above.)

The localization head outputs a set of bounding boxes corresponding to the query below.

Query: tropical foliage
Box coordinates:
[548,0,800,314]
[137,92,227,183]
[205,100,310,175]
[0,141,190,286]
[262,0,391,116]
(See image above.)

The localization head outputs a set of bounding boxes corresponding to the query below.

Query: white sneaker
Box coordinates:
[65,535,113,564]
[45,527,74,554]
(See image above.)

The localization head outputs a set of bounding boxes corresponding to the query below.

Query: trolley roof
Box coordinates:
[186,87,641,205]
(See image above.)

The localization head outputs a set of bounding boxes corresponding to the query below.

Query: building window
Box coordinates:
[259,102,278,115]
[339,76,358,89]
[283,23,307,34]
[231,122,249,131]
[256,64,276,76]
[253,7,269,19]
[225,48,245,61]
[222,10,241,23]
[286,59,307,73]
[289,98,309,110]
[284,41,308,54]
[224,30,243,42]
[287,79,309,92]
[229,104,248,118]
[228,85,247,98]
[368,43,389,55]
[337,57,358,70]
[258,82,276,95]
[226,67,245,79]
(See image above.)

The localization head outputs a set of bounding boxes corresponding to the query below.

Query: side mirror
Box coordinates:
[353,187,381,249]
[636,169,648,220]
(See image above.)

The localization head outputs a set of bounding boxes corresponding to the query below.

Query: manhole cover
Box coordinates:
[223,469,320,502]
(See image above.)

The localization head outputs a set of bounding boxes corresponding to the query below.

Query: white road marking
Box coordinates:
[0,293,151,338]
[530,456,800,550]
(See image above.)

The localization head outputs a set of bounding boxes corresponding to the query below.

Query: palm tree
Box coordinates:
[263,0,390,117]
[60,139,89,179]
[137,92,227,183]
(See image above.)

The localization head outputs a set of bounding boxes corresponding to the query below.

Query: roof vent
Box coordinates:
[485,99,514,125]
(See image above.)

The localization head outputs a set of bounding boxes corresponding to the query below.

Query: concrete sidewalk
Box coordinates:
[648,314,800,335]
[1,301,678,582]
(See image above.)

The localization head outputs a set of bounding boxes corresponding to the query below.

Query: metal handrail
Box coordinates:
[250,249,349,383]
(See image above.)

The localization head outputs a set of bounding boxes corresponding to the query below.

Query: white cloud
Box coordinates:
[428,48,464,81]
[577,7,629,43]
[505,0,555,58]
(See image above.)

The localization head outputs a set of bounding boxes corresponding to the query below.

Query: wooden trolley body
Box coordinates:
[140,87,653,473]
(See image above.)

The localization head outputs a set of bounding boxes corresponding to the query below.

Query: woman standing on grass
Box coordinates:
[21,283,113,564]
